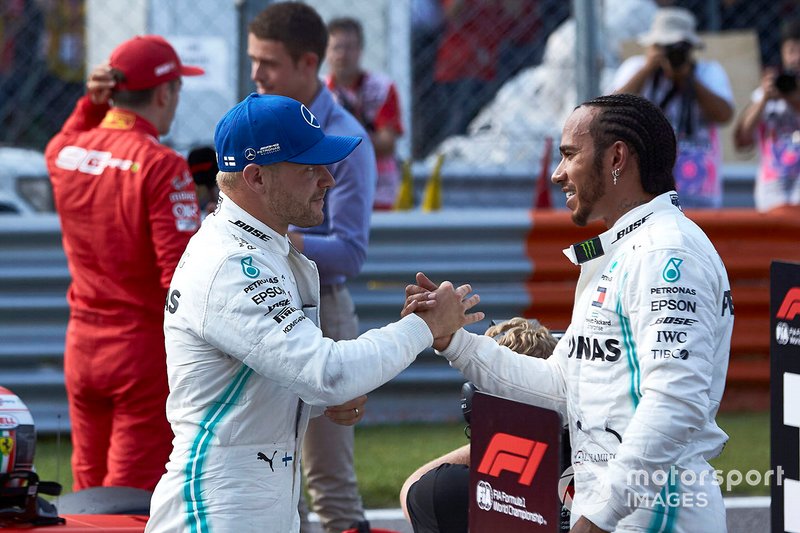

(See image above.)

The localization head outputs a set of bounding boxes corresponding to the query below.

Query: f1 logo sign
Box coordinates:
[777,287,800,321]
[477,432,548,486]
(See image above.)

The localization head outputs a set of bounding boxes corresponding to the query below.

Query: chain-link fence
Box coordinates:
[0,0,233,154]
[1,0,85,149]
[0,0,795,170]
[409,0,798,174]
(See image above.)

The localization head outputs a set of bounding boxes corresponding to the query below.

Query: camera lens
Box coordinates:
[775,72,798,94]
[665,42,691,69]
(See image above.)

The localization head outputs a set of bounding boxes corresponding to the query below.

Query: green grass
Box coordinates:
[32,411,769,508]
[33,433,72,497]
[709,411,771,496]
[354,422,469,508]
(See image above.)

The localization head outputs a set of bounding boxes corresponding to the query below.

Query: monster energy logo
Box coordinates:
[572,237,604,264]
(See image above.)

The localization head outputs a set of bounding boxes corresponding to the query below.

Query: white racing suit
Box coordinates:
[145,193,433,533]
[440,192,734,532]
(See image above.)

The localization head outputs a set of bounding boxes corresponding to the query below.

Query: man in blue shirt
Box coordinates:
[247,3,377,532]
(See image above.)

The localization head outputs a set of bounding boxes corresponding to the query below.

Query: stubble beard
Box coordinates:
[287,200,324,229]
[571,170,606,227]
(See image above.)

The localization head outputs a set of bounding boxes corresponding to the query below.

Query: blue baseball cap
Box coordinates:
[214,93,362,172]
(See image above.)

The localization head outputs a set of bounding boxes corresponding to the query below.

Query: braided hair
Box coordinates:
[582,93,676,195]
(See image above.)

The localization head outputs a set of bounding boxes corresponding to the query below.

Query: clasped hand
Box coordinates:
[401,272,484,350]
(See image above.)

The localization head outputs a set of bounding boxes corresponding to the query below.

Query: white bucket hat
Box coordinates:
[638,7,703,47]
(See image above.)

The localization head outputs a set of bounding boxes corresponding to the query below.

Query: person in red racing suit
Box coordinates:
[44,35,203,491]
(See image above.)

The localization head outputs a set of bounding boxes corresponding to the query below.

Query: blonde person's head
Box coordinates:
[484,317,557,359]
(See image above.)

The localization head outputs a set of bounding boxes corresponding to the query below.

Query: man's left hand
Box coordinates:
[324,395,367,426]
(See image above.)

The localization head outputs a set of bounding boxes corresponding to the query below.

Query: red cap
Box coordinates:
[109,35,204,91]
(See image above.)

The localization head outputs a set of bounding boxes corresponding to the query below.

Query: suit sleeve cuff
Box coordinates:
[434,328,471,363]
[403,313,434,348]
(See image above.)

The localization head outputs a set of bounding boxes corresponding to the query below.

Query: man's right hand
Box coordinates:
[402,272,438,316]
[759,68,781,102]
[644,45,665,75]
[86,64,115,105]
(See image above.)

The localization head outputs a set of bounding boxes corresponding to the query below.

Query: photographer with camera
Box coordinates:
[611,7,734,208]
[733,17,800,214]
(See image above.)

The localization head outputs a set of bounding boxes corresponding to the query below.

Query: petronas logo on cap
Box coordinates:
[301,105,320,128]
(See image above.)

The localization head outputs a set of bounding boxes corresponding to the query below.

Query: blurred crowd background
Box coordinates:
[0,0,796,174]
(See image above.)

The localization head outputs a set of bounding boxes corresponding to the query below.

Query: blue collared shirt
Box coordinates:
[291,84,377,286]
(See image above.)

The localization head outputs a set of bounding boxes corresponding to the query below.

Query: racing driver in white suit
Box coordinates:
[144,94,483,533]
[407,94,734,533]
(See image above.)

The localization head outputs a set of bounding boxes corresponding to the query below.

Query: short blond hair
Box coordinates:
[484,318,557,359]
[215,170,240,193]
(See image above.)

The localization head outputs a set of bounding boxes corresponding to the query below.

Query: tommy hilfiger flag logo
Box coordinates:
[223,155,236,166]
[592,286,607,308]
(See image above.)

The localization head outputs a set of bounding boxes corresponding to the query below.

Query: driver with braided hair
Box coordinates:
[406,93,734,532]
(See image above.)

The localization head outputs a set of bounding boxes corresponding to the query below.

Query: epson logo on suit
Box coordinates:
[251,286,286,304]
[650,299,696,313]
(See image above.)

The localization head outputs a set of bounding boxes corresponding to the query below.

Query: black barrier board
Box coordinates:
[770,261,800,533]
[469,391,562,532]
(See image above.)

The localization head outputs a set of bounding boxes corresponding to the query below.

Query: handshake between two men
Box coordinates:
[322,271,481,427]
[402,272,479,351]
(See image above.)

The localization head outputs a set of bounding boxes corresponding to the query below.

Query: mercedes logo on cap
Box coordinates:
[244,148,256,160]
[301,105,320,128]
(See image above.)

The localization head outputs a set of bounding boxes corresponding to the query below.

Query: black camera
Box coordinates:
[460,381,478,426]
[775,71,798,95]
[664,41,693,69]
